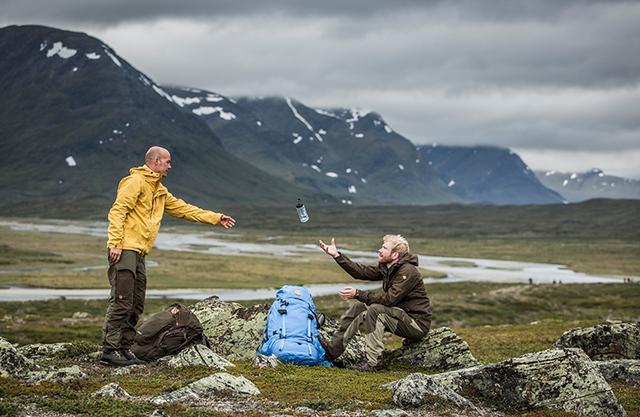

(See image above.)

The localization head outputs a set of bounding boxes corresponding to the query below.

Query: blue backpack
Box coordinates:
[258,285,332,366]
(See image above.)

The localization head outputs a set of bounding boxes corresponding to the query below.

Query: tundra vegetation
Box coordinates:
[0,201,638,416]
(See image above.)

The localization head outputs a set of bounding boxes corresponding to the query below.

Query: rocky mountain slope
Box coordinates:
[0,25,329,216]
[536,168,640,202]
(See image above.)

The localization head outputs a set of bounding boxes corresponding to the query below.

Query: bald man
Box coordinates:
[101,146,236,367]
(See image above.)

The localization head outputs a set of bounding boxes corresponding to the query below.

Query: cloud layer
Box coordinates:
[2,0,639,177]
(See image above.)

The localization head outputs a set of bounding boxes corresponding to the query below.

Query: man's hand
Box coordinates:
[319,238,339,258]
[109,248,122,263]
[220,214,236,229]
[339,287,357,300]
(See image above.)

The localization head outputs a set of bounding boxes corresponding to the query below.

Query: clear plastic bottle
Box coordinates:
[296,198,309,223]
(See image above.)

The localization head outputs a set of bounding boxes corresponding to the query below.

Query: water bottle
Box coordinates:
[296,198,309,223]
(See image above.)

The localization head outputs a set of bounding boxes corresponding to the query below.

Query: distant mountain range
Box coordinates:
[535,169,640,202]
[0,25,637,216]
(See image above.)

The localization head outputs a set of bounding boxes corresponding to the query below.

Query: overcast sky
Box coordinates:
[3,0,639,178]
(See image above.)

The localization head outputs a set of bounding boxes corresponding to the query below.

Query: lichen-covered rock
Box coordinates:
[164,344,234,370]
[0,337,35,377]
[189,296,268,361]
[384,327,480,371]
[388,373,485,415]
[91,382,131,399]
[555,322,640,360]
[371,410,410,417]
[595,359,640,383]
[146,410,170,417]
[18,343,73,360]
[24,365,87,384]
[151,372,260,405]
[252,354,282,368]
[388,348,626,417]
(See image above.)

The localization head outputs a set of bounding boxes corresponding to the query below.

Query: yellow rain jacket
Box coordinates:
[107,165,223,255]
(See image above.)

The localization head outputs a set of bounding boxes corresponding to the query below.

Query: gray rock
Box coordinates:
[91,382,131,399]
[18,343,74,360]
[595,359,640,383]
[0,337,35,377]
[146,410,170,417]
[555,322,640,360]
[384,327,481,371]
[190,296,268,361]
[151,372,260,405]
[72,311,91,319]
[371,409,410,417]
[164,344,234,370]
[252,354,282,368]
[24,365,87,384]
[389,348,626,417]
[390,373,485,415]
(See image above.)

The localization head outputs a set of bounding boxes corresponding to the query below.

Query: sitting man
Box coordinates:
[318,235,432,371]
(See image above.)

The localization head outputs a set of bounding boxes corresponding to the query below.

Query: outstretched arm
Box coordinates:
[319,238,383,281]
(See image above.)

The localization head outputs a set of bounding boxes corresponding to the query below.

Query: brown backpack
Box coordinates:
[131,303,207,362]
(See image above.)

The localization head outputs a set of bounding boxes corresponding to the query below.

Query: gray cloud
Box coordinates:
[1,0,639,177]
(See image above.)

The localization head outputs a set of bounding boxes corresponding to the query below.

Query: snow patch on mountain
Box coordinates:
[192,107,236,120]
[102,47,121,67]
[171,95,201,107]
[286,98,323,142]
[65,156,77,167]
[152,85,174,103]
[45,42,77,59]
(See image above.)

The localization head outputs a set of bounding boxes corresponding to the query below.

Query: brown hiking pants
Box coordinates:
[326,302,427,366]
[102,250,147,352]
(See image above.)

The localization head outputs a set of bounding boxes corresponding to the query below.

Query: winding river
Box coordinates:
[0,220,625,302]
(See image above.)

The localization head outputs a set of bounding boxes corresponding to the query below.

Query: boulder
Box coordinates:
[388,348,626,417]
[151,372,260,405]
[0,337,35,377]
[252,354,282,368]
[91,382,131,399]
[23,365,87,384]
[146,411,170,417]
[190,296,268,361]
[18,343,74,360]
[554,322,640,360]
[384,327,481,371]
[595,359,640,383]
[371,410,410,417]
[164,344,234,370]
[387,374,484,414]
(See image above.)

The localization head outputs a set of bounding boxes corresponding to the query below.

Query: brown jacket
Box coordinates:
[335,252,432,332]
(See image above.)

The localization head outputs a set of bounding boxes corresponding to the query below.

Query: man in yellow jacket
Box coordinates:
[101,146,236,366]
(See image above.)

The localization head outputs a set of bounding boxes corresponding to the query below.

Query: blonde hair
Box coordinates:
[383,234,410,255]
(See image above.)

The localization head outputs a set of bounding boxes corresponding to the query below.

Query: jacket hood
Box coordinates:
[397,252,419,267]
[130,165,163,183]
[381,252,419,272]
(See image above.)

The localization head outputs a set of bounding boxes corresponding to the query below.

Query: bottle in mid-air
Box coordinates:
[296,198,309,223]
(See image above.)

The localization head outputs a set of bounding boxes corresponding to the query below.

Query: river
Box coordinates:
[0,220,625,301]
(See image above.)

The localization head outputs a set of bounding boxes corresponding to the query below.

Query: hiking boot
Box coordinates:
[120,349,146,365]
[319,335,340,362]
[100,350,134,367]
[402,337,423,348]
